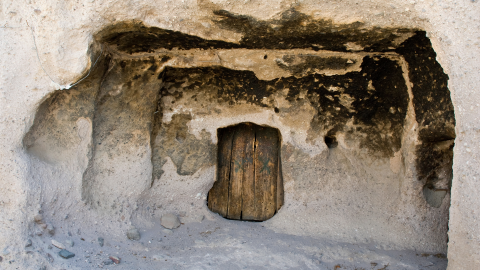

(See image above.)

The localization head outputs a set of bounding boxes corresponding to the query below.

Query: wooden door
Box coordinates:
[208,123,283,221]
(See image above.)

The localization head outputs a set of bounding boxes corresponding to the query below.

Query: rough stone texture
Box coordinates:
[127,228,141,241]
[161,213,181,229]
[0,1,479,269]
[58,249,75,259]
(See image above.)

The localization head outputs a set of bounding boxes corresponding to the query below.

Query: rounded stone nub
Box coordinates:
[126,227,141,241]
[161,213,181,229]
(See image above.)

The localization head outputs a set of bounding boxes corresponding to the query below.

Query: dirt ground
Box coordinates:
[15,215,447,270]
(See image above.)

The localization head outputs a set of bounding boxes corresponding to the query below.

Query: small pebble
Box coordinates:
[34,214,43,224]
[51,240,65,249]
[58,249,75,259]
[25,239,32,248]
[127,228,141,241]
[161,213,181,229]
[0,256,3,262]
[103,259,114,265]
[98,237,104,247]
[109,256,120,264]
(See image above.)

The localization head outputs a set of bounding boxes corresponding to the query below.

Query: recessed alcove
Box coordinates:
[22,11,455,266]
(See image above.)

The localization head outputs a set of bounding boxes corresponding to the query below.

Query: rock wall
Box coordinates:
[1,1,479,268]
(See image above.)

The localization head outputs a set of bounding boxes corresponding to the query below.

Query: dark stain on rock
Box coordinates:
[160,55,408,157]
[396,32,455,198]
[161,66,271,107]
[304,56,409,157]
[276,55,356,76]
[151,114,216,181]
[396,31,455,143]
[97,10,416,54]
[97,21,240,54]
[213,9,416,51]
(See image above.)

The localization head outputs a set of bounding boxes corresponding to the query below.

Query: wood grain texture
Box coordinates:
[254,126,278,220]
[208,123,282,221]
[241,124,256,220]
[207,126,234,217]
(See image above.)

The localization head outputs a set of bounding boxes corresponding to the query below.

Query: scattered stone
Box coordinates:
[34,214,43,224]
[163,229,173,235]
[0,256,3,262]
[179,211,187,217]
[46,224,55,236]
[25,239,32,247]
[66,239,74,247]
[40,224,47,230]
[2,247,10,256]
[103,259,114,265]
[47,245,53,250]
[127,228,141,241]
[39,266,46,270]
[161,213,181,229]
[58,249,75,259]
[98,237,104,247]
[68,231,72,237]
[51,240,65,249]
[109,256,120,264]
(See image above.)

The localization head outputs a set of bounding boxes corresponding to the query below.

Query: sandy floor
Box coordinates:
[18,216,447,270]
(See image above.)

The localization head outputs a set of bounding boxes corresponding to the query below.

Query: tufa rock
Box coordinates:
[161,213,181,229]
[51,240,65,249]
[127,228,141,241]
[58,249,75,259]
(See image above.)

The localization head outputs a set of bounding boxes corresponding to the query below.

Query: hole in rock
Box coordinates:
[208,123,283,221]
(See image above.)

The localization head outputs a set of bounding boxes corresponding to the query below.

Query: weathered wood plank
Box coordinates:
[241,124,256,220]
[227,124,248,219]
[208,126,234,217]
[254,126,278,220]
[276,146,284,212]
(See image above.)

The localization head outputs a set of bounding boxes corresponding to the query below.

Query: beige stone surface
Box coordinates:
[1,0,479,269]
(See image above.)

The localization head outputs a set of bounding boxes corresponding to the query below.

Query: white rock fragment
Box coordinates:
[51,240,65,249]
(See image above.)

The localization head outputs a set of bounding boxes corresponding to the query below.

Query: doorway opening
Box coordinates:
[208,123,284,221]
